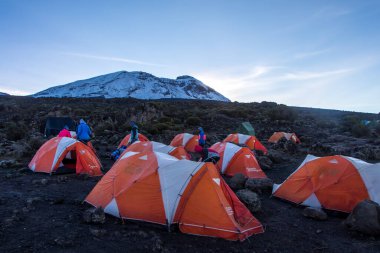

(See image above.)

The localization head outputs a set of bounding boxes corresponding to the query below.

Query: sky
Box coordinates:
[0,0,379,113]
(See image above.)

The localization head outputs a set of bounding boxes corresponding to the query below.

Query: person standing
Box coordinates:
[198,127,206,147]
[128,121,139,145]
[76,119,92,144]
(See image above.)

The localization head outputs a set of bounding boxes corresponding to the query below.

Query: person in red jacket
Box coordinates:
[194,145,220,164]
[58,125,71,138]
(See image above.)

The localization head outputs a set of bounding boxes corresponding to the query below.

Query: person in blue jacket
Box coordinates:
[198,127,206,147]
[76,119,92,144]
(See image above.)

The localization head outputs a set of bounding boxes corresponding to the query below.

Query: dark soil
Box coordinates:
[0,96,379,252]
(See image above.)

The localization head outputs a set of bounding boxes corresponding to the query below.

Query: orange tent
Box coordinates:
[29,137,102,176]
[170,133,199,152]
[118,133,149,148]
[211,142,266,179]
[124,141,190,160]
[272,155,380,212]
[268,132,300,144]
[85,151,264,241]
[224,133,267,154]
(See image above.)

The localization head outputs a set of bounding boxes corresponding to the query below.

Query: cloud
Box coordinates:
[194,65,355,103]
[0,86,31,96]
[294,49,330,59]
[282,68,353,81]
[312,7,352,19]
[62,52,166,67]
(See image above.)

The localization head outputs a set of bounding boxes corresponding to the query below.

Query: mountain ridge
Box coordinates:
[33,71,230,102]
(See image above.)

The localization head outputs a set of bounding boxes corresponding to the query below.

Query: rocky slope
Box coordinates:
[0,96,379,252]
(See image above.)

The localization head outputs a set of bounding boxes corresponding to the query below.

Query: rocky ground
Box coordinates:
[0,96,379,252]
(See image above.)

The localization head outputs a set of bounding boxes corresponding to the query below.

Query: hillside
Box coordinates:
[0,96,379,252]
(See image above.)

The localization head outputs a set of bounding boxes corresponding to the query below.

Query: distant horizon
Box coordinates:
[1,1,379,113]
[1,68,378,115]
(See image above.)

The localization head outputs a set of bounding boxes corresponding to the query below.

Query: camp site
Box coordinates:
[1,1,380,252]
[0,96,379,252]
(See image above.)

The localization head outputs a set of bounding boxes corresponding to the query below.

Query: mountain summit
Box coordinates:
[33,71,230,102]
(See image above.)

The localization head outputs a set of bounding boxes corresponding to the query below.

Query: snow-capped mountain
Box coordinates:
[33,71,230,102]
[0,92,10,96]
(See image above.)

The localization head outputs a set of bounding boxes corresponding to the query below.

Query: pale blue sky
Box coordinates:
[0,0,379,112]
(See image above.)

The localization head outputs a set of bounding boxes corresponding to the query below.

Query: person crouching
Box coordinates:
[194,145,220,164]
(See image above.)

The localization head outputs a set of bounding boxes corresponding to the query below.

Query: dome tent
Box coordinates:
[29,137,102,176]
[211,142,266,179]
[272,155,380,212]
[170,133,199,152]
[85,151,264,241]
[268,132,300,144]
[224,133,267,154]
[124,141,190,160]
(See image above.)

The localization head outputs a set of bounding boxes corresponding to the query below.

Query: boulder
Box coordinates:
[236,189,261,212]
[89,228,107,237]
[54,237,74,247]
[83,207,106,224]
[372,148,380,160]
[308,142,333,156]
[344,200,380,235]
[302,207,328,221]
[268,150,287,163]
[284,141,297,153]
[257,156,272,170]
[245,178,273,193]
[228,173,246,190]
[0,159,17,168]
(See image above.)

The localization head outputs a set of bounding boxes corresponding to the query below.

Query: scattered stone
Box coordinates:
[303,207,328,221]
[26,197,42,209]
[83,207,106,224]
[26,197,42,206]
[11,209,24,221]
[373,149,380,160]
[344,200,380,235]
[50,198,65,205]
[5,173,13,179]
[257,156,273,170]
[267,150,287,163]
[17,168,30,173]
[57,176,68,183]
[3,218,14,227]
[89,228,107,237]
[236,189,261,212]
[0,198,6,205]
[228,173,246,190]
[79,174,90,180]
[152,237,163,252]
[0,159,17,168]
[308,143,333,156]
[113,231,122,238]
[31,179,49,185]
[54,237,74,247]
[245,178,274,193]
[284,141,297,153]
[137,230,149,238]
